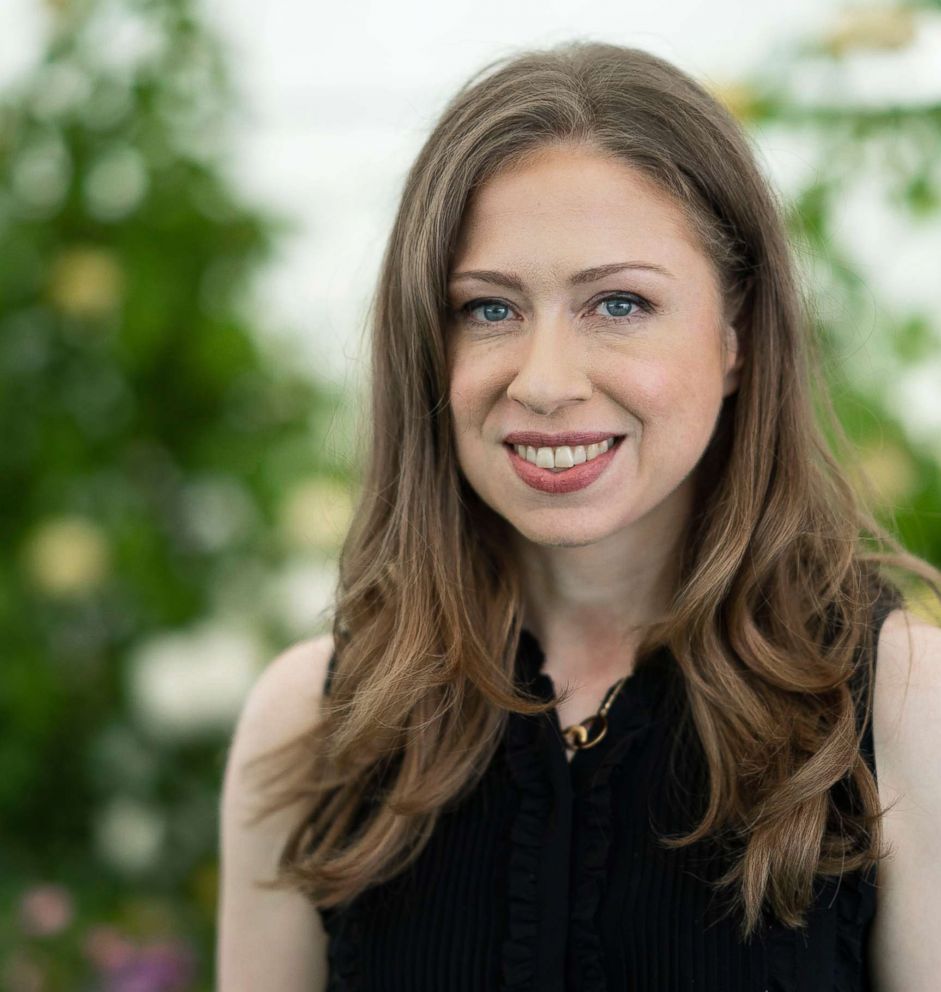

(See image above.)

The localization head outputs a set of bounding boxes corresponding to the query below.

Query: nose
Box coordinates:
[506,322,592,415]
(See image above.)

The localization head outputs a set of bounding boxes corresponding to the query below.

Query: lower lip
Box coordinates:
[505,437,625,494]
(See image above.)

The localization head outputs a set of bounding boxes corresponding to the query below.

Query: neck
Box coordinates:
[517,536,682,648]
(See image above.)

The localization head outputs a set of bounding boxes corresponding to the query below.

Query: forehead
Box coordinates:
[451,145,707,282]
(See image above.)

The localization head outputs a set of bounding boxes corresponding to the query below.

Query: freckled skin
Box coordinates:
[445,143,743,686]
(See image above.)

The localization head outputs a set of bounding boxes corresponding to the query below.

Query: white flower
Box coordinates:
[84,145,148,221]
[11,133,71,216]
[266,555,338,638]
[93,796,165,875]
[888,360,941,456]
[76,1,165,77]
[127,619,263,742]
[180,474,258,552]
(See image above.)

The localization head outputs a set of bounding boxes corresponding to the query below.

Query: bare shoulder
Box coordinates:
[872,607,941,760]
[868,607,941,992]
[216,632,335,992]
[233,633,335,755]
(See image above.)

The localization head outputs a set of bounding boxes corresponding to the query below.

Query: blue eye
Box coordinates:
[454,293,650,327]
[465,301,512,323]
[600,297,637,318]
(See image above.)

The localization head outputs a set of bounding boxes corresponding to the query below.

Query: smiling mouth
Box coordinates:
[503,434,626,470]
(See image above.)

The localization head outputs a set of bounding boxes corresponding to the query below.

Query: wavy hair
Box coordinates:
[243,40,941,938]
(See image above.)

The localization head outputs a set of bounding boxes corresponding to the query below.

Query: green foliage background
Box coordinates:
[1,0,353,986]
[1,0,939,988]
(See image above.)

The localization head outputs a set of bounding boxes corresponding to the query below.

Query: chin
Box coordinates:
[508,515,616,549]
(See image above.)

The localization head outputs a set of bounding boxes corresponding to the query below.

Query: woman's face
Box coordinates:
[445,143,742,551]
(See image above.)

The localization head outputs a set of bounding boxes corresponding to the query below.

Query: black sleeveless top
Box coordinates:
[317,584,900,991]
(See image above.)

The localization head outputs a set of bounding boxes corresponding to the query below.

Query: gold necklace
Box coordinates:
[561,676,628,750]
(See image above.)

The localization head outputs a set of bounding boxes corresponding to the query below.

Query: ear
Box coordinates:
[722,323,744,398]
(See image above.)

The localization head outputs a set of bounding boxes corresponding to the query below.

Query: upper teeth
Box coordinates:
[513,437,616,469]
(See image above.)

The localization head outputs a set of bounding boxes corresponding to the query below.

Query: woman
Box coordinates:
[217,42,941,991]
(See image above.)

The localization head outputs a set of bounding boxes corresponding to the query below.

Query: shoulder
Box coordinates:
[217,633,335,991]
[868,607,941,990]
[231,633,335,757]
[221,635,333,869]
[873,606,941,768]
[220,629,335,839]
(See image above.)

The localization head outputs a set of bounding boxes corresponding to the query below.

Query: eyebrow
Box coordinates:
[448,261,675,291]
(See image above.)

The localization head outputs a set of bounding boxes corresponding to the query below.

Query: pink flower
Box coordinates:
[83,925,137,971]
[84,930,197,992]
[17,883,74,937]
[102,937,197,992]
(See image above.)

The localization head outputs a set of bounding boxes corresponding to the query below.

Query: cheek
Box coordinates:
[447,348,473,411]
[449,349,503,408]
[448,361,495,436]
[612,350,725,429]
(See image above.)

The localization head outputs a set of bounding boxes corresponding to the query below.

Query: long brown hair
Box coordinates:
[242,40,941,939]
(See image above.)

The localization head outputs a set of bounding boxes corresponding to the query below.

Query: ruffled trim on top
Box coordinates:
[568,726,655,991]
[503,628,674,992]
[569,657,672,992]
[501,701,554,990]
[500,628,556,991]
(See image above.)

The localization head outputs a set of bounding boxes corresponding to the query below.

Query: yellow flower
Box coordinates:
[47,246,123,319]
[855,440,919,506]
[706,79,759,123]
[823,6,916,56]
[905,583,941,626]
[22,516,111,596]
[278,476,353,552]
